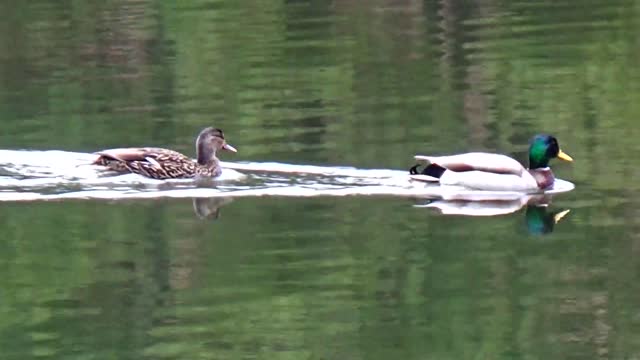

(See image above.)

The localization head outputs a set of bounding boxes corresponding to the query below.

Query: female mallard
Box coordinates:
[409,134,573,192]
[93,127,237,179]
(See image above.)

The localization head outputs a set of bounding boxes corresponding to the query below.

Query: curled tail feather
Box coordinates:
[409,163,447,178]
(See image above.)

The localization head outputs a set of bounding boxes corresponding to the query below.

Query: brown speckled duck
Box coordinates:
[93,127,237,179]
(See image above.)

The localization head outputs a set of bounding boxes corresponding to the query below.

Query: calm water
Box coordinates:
[1,0,639,359]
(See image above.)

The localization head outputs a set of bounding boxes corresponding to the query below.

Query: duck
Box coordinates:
[93,127,237,179]
[409,134,573,192]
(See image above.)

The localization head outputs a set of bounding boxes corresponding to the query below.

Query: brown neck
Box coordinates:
[530,168,555,189]
[196,141,218,166]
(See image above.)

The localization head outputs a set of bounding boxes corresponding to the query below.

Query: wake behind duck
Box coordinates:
[0,133,575,201]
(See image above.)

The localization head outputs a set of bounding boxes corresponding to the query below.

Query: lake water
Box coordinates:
[1,1,639,359]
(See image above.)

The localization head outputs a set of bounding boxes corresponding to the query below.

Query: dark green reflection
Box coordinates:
[525,206,571,235]
[0,197,636,359]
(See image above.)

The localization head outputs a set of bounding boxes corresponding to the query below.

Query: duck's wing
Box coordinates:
[414,152,526,176]
[94,148,185,162]
[94,148,195,178]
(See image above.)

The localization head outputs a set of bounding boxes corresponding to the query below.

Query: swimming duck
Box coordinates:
[93,127,237,179]
[409,134,573,192]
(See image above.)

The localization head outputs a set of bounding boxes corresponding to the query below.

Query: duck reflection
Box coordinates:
[415,194,570,235]
[192,197,234,220]
[524,206,570,235]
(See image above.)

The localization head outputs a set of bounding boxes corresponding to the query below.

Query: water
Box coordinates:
[1,1,639,359]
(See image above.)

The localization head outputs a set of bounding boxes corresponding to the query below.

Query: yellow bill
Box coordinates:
[553,209,571,224]
[557,149,573,162]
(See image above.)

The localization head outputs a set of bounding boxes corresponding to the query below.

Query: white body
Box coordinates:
[412,152,541,192]
[439,170,539,191]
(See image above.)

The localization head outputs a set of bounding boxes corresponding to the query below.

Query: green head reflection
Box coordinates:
[525,206,571,235]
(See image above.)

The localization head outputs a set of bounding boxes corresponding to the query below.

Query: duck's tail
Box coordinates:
[75,155,105,168]
[409,163,446,178]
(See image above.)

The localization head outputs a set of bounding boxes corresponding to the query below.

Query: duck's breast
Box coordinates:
[530,168,555,189]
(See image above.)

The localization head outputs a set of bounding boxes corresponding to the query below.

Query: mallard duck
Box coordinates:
[93,127,237,179]
[409,134,573,192]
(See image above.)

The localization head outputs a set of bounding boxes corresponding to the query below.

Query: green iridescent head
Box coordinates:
[528,134,573,169]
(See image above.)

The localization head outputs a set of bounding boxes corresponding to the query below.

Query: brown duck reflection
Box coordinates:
[192,197,234,220]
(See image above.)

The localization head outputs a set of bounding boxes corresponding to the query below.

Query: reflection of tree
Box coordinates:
[0,194,633,358]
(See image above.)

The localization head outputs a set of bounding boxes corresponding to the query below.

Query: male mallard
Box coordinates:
[409,134,573,192]
[93,127,237,179]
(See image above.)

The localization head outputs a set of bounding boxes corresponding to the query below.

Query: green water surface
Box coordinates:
[0,1,639,359]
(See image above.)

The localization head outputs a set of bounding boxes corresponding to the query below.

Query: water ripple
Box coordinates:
[0,149,574,202]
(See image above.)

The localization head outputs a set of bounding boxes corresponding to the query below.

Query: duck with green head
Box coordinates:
[409,134,573,192]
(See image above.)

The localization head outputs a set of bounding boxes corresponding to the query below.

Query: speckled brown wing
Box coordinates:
[149,150,198,178]
[93,147,197,179]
